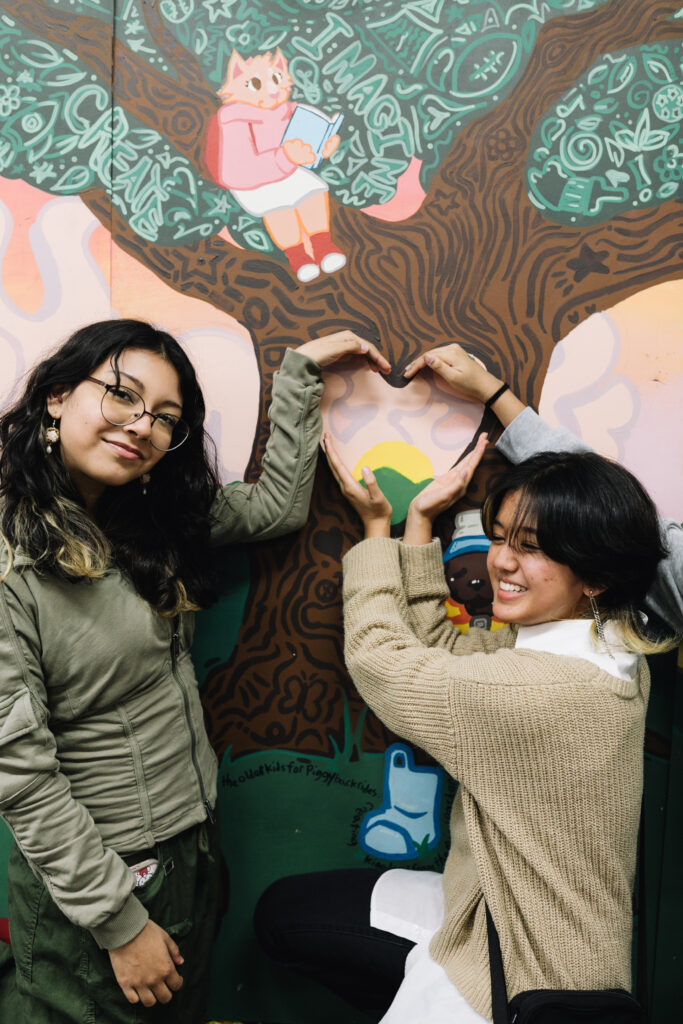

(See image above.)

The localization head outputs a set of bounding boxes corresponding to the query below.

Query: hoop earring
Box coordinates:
[589,589,614,660]
[140,473,151,496]
[44,419,60,454]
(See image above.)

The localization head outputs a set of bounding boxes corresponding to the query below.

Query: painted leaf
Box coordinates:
[16,39,64,69]
[576,116,602,131]
[607,56,636,94]
[642,55,675,84]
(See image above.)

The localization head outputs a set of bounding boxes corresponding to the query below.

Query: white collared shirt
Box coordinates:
[514,618,639,682]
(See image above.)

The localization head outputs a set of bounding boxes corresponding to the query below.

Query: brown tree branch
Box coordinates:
[9,0,217,165]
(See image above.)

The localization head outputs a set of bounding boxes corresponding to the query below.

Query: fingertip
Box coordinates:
[361,465,374,484]
[425,354,435,365]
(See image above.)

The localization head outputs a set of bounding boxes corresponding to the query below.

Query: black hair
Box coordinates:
[0,319,222,613]
[481,451,673,648]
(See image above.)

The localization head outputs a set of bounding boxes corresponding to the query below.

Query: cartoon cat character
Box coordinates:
[205,48,345,283]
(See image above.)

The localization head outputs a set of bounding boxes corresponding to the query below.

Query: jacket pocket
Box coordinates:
[0,691,38,748]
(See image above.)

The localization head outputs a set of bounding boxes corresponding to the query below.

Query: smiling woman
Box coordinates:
[255,437,680,1023]
[47,349,186,512]
[486,492,589,626]
[0,317,390,1023]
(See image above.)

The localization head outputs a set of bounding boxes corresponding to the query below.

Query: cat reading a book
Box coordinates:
[204,49,345,283]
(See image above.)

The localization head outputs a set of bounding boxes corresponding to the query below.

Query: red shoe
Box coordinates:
[310,232,346,274]
[284,243,319,283]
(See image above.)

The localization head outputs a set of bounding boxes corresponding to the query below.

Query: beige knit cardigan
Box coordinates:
[343,537,648,1021]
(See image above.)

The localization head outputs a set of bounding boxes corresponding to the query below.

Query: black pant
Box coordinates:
[254,868,414,1017]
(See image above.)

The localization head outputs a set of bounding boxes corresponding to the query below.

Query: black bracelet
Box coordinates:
[484,382,510,409]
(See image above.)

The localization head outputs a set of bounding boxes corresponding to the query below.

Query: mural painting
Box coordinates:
[204,46,345,282]
[0,1,681,1021]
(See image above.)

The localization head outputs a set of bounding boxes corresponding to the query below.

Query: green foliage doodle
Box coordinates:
[527,40,683,223]
[4,1,679,255]
[155,0,612,208]
[0,13,271,250]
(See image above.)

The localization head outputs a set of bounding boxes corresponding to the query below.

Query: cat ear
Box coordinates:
[218,49,246,98]
[227,49,246,82]
[272,48,288,74]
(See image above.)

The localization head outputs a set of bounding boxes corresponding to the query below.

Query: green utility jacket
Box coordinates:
[0,349,323,950]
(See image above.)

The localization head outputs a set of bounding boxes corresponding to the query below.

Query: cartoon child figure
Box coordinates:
[205,48,346,283]
[443,509,501,632]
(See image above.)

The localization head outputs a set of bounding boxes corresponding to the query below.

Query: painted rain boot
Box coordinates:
[284,242,319,283]
[360,744,443,861]
[309,231,346,274]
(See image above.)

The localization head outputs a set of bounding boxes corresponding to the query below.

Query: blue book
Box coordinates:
[281,105,344,170]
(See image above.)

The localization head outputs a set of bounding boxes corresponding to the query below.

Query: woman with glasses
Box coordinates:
[0,317,389,1023]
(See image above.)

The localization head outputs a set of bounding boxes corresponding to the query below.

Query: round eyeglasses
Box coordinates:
[86,378,190,452]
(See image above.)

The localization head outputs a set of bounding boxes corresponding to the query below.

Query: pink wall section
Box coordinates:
[0,177,260,484]
[3,176,678,522]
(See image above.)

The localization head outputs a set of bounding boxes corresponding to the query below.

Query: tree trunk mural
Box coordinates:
[6,0,682,761]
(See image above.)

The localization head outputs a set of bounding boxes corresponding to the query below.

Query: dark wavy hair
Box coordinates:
[481,450,675,652]
[0,319,222,614]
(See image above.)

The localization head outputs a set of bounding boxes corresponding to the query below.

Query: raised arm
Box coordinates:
[343,537,514,775]
[210,332,391,545]
[323,429,501,656]
[398,538,512,655]
[210,348,323,545]
[399,432,506,653]
[404,343,525,429]
[406,343,683,636]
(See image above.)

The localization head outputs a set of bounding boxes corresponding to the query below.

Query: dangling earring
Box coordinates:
[140,473,151,496]
[44,419,60,454]
[589,589,614,660]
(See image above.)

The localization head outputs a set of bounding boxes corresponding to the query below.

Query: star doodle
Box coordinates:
[567,243,609,282]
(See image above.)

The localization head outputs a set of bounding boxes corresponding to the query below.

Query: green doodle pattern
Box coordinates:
[8,0,608,253]
[4,1,678,254]
[0,14,240,247]
[153,0,611,206]
[527,41,683,223]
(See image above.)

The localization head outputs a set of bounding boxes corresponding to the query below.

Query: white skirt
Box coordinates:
[371,869,491,1024]
[230,167,327,216]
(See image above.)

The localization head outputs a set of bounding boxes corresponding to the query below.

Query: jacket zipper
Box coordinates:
[170,616,216,824]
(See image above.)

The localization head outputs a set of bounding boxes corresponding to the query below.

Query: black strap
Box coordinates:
[486,797,647,1023]
[486,904,509,1024]
[635,795,648,1010]
[484,382,510,409]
